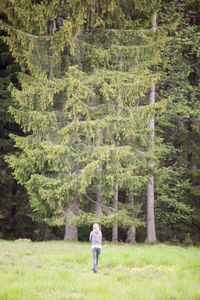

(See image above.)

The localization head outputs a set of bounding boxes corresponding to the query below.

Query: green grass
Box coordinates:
[0,240,200,300]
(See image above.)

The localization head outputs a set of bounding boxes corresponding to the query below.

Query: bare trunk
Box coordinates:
[96,166,102,220]
[38,221,48,240]
[64,222,78,241]
[64,195,78,241]
[146,12,157,243]
[126,191,136,244]
[112,183,118,243]
[111,49,122,243]
[146,80,156,243]
[96,188,102,219]
[151,12,157,32]
[147,173,156,242]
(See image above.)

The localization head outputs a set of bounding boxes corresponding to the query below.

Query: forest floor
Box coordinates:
[0,240,200,300]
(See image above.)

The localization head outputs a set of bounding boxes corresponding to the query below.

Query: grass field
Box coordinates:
[0,240,200,300]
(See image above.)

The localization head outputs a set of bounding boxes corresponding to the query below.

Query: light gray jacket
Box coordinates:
[89,230,102,247]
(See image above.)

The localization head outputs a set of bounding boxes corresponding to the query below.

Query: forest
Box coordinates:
[0,0,200,244]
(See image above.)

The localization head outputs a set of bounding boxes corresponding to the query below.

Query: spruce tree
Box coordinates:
[154,0,200,242]
[0,23,38,239]
[2,0,168,240]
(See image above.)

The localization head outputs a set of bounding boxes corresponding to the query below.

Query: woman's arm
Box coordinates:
[89,231,93,242]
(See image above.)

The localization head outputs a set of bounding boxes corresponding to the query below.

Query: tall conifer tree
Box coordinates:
[2,0,167,240]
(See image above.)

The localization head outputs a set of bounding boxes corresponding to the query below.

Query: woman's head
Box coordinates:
[93,223,100,230]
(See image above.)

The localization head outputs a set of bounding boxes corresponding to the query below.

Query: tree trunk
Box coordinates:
[147,173,156,242]
[151,11,157,32]
[146,12,157,243]
[96,188,102,219]
[38,221,48,240]
[96,166,102,220]
[112,183,118,243]
[64,222,78,241]
[126,191,136,244]
[64,196,78,241]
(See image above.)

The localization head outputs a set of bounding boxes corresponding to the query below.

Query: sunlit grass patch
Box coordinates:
[0,241,200,300]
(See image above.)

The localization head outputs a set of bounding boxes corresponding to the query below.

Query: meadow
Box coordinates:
[0,240,200,300]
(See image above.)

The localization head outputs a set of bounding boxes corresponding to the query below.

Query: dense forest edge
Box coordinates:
[0,0,200,245]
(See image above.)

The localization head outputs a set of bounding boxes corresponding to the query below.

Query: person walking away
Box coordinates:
[89,223,102,273]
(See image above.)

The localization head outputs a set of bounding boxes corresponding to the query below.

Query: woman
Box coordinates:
[89,223,102,273]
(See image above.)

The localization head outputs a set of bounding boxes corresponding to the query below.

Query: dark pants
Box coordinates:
[92,247,101,271]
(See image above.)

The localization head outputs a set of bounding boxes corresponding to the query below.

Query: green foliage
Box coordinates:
[155,165,192,224]
[69,204,144,229]
[182,233,193,246]
[0,27,37,240]
[155,0,200,241]
[2,0,199,243]
[1,0,168,235]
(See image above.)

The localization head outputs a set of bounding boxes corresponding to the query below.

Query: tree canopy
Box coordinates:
[0,0,199,244]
